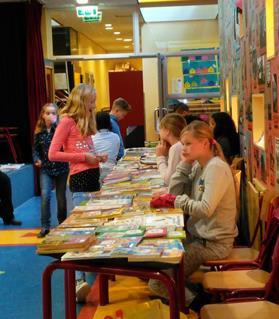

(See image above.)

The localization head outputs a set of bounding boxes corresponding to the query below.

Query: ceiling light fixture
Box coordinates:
[140,5,218,23]
[123,38,132,42]
[105,24,112,27]
[76,0,88,4]
[113,31,121,35]
[116,38,123,41]
[105,27,113,30]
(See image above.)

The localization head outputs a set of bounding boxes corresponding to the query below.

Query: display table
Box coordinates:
[3,164,35,207]
[42,257,187,319]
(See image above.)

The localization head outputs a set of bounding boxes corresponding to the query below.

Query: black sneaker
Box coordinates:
[37,229,50,238]
[4,219,22,226]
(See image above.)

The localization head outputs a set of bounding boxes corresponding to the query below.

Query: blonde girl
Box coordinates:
[49,84,107,202]
[150,120,238,304]
[156,113,186,185]
[49,84,107,302]
[33,103,69,238]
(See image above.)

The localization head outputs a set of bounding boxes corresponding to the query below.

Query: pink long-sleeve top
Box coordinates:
[48,116,99,176]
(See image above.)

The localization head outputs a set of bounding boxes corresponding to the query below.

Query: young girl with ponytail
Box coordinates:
[150,120,238,305]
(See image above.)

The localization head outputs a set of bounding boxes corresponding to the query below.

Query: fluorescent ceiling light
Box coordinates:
[76,0,88,4]
[123,38,132,42]
[105,24,112,27]
[113,31,121,35]
[116,38,123,41]
[51,19,61,27]
[105,27,113,30]
[140,5,218,23]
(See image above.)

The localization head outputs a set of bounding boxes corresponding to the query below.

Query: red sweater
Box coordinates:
[48,116,99,175]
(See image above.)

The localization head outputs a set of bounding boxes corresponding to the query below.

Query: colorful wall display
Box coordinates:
[219,0,279,190]
[181,49,220,94]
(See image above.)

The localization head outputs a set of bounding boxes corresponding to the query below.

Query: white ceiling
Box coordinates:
[0,0,218,53]
[48,1,141,53]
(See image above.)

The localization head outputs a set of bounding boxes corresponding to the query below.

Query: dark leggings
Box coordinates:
[0,171,15,223]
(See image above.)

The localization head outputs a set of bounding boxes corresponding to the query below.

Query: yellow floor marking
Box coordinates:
[0,229,43,246]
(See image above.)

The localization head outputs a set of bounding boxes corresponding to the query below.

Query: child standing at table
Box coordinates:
[156,113,186,185]
[109,97,131,160]
[49,83,107,302]
[33,103,69,238]
[92,111,120,181]
[150,120,238,305]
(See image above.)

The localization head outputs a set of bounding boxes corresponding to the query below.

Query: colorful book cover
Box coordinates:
[140,239,185,251]
[144,227,167,238]
[96,224,140,234]
[61,245,113,261]
[111,246,162,260]
[167,230,186,239]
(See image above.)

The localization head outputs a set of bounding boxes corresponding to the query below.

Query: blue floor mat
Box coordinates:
[0,246,65,319]
[0,193,76,318]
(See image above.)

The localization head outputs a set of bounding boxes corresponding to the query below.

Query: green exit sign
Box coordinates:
[76,6,98,18]
[83,12,102,23]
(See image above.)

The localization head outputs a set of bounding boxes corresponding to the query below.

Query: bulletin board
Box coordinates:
[181,48,220,94]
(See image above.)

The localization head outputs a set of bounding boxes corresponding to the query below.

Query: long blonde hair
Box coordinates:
[34,103,57,134]
[160,113,186,138]
[181,120,226,161]
[59,83,97,136]
[182,120,239,209]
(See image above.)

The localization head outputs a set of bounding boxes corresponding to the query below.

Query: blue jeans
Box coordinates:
[72,192,91,281]
[40,171,68,229]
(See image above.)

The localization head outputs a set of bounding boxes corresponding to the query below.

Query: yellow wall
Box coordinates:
[41,14,143,112]
[142,20,219,141]
[41,9,53,59]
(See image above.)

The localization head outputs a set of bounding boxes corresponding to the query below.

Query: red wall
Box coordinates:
[109,71,145,139]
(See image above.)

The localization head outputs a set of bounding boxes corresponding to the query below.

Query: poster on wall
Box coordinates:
[260,151,267,183]
[268,134,275,187]
[257,55,265,88]
[272,73,278,113]
[275,137,279,190]
[259,8,266,51]
[181,48,220,95]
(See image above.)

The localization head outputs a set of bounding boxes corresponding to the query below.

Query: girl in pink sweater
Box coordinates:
[49,83,107,302]
[49,83,107,203]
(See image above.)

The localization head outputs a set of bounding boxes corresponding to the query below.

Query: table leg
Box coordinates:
[64,269,76,319]
[42,264,54,319]
[99,274,109,305]
[156,271,180,319]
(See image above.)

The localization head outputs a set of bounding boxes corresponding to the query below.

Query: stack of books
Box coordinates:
[36,228,96,254]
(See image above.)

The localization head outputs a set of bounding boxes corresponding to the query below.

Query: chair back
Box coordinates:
[248,189,278,249]
[247,181,262,248]
[232,169,241,220]
[257,205,279,272]
[265,234,279,303]
[230,156,243,170]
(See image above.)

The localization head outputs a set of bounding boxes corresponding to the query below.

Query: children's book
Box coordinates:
[140,239,185,251]
[97,232,126,240]
[73,204,124,211]
[73,208,124,219]
[98,237,142,249]
[166,229,186,239]
[111,246,162,260]
[37,233,96,254]
[160,249,184,263]
[61,245,113,261]
[143,214,184,227]
[49,227,96,236]
[143,227,167,238]
[122,228,145,237]
[59,214,107,228]
[96,224,140,234]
